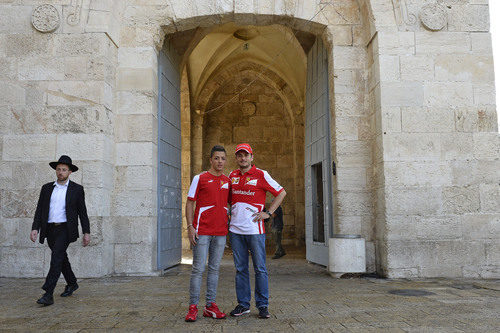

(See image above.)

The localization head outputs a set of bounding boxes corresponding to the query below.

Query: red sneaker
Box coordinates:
[185,304,198,322]
[203,302,227,319]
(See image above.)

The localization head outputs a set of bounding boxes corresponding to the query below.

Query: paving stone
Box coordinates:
[0,254,498,331]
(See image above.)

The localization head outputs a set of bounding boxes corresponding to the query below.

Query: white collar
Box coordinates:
[53,179,70,188]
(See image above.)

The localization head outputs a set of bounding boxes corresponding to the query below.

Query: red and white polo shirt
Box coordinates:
[229,165,284,235]
[187,171,231,236]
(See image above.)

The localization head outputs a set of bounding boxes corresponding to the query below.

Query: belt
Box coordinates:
[49,222,66,226]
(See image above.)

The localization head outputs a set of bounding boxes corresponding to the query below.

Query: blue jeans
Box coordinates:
[189,235,226,305]
[230,232,268,308]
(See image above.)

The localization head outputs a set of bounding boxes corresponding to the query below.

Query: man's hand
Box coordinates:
[30,230,38,242]
[82,233,90,247]
[252,211,270,222]
[188,226,198,246]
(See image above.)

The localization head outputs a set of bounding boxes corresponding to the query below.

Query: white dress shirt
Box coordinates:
[48,179,69,223]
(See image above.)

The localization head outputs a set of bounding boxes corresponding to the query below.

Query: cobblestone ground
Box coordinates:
[1,250,499,332]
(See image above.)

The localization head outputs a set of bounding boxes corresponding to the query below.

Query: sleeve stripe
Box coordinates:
[187,174,201,200]
[262,170,282,192]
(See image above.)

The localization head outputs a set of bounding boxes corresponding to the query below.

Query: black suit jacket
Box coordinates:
[31,180,90,244]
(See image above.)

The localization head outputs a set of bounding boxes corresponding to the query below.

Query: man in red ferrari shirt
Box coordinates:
[228,143,286,319]
[184,145,231,322]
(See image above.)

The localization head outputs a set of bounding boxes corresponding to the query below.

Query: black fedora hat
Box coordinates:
[49,155,78,172]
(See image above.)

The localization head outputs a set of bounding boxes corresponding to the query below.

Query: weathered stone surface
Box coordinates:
[332,46,365,69]
[416,32,471,54]
[380,82,423,107]
[116,142,154,166]
[383,133,440,162]
[473,84,496,106]
[118,47,157,69]
[113,243,153,274]
[112,190,154,217]
[448,4,490,32]
[66,244,114,277]
[384,161,452,187]
[116,91,156,115]
[479,183,500,213]
[401,107,454,133]
[5,33,55,57]
[455,106,498,132]
[336,140,371,166]
[2,134,56,161]
[0,5,33,33]
[18,57,65,81]
[416,216,462,240]
[337,190,372,215]
[0,56,17,80]
[377,31,415,55]
[0,247,45,277]
[5,105,113,135]
[378,55,399,81]
[0,82,25,106]
[111,216,154,245]
[0,189,39,218]
[440,133,474,161]
[442,186,480,214]
[53,33,110,56]
[399,55,434,81]
[378,106,401,133]
[336,167,367,190]
[424,82,473,107]
[385,187,441,215]
[56,133,113,163]
[117,68,157,92]
[327,25,352,46]
[473,133,499,160]
[435,55,494,83]
[462,214,499,240]
[85,188,112,217]
[47,81,112,109]
[115,114,155,142]
[471,32,492,53]
[80,161,114,190]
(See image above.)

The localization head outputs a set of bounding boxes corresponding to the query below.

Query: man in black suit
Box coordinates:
[30,155,91,306]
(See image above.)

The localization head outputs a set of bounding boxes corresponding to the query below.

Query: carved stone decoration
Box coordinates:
[420,3,448,31]
[31,4,60,33]
[67,0,83,26]
[399,0,417,26]
[241,101,256,116]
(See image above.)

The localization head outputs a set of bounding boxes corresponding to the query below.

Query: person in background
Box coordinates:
[30,155,90,306]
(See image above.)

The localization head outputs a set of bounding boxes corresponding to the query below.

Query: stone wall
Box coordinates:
[0,0,118,277]
[368,0,499,278]
[0,0,498,278]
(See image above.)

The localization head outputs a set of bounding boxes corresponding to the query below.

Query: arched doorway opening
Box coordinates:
[157,19,335,269]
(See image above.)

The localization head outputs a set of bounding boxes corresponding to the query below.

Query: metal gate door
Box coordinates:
[305,38,334,266]
[157,39,182,270]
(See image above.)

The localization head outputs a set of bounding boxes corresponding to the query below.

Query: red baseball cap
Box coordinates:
[235,143,253,155]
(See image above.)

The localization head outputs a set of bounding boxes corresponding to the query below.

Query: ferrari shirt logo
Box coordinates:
[221,181,229,189]
[246,179,257,186]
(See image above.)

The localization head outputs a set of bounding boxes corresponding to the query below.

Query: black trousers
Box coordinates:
[42,224,77,294]
[271,228,285,255]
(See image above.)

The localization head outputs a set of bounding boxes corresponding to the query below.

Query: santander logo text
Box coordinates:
[232,189,255,196]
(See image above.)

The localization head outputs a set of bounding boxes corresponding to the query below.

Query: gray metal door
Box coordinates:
[157,39,182,270]
[305,38,334,266]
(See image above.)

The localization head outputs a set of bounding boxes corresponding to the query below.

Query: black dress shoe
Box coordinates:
[60,283,79,297]
[36,293,54,306]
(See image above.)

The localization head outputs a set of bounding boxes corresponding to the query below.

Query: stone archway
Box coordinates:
[114,1,382,274]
